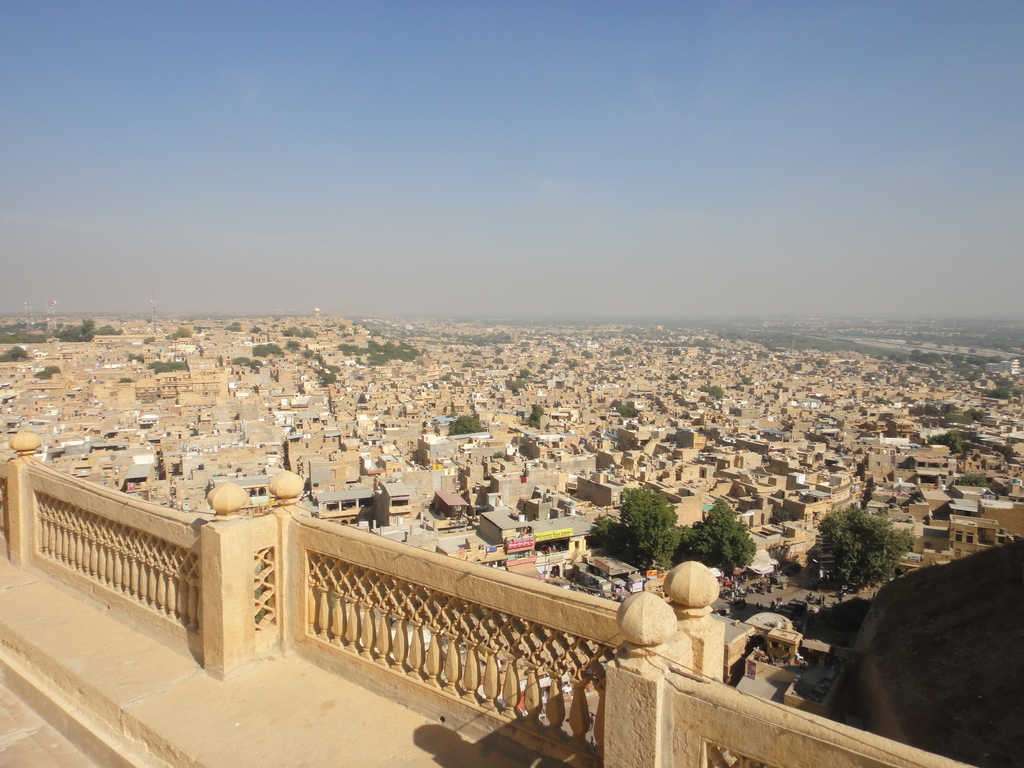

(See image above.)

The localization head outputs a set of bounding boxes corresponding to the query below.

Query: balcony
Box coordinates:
[0,433,966,768]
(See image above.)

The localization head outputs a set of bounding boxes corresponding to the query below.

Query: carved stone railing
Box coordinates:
[36,491,200,630]
[0,435,975,768]
[26,461,204,654]
[295,515,619,767]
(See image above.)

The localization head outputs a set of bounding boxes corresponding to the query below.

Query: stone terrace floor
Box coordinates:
[0,556,562,768]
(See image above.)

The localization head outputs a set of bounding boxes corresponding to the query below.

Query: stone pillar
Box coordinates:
[5,432,42,568]
[664,561,725,682]
[201,482,257,680]
[268,471,304,653]
[604,591,681,768]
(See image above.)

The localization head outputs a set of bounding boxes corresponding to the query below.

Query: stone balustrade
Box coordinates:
[1,432,969,768]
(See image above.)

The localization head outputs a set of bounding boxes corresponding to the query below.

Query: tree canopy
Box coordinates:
[818,506,914,587]
[252,343,284,358]
[953,472,991,488]
[699,384,724,400]
[0,346,29,362]
[56,319,96,343]
[528,405,544,428]
[448,415,484,436]
[675,499,755,572]
[598,487,680,570]
[148,361,188,373]
[928,430,965,454]
[35,365,61,380]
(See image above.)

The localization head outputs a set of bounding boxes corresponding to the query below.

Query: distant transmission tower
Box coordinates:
[46,300,57,332]
[24,301,32,328]
[150,292,157,327]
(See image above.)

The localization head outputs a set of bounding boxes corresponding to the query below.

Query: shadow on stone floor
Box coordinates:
[413,723,574,768]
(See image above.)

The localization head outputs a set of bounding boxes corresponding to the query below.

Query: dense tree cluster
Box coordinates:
[56,319,97,343]
[148,361,188,373]
[818,506,914,587]
[593,491,757,572]
[337,339,420,365]
[676,500,757,571]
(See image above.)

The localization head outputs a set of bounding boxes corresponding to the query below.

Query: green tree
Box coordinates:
[676,500,756,571]
[285,340,301,352]
[35,365,61,380]
[95,325,122,336]
[953,472,991,488]
[117,377,134,383]
[56,319,96,343]
[928,430,965,454]
[250,326,263,334]
[699,384,724,400]
[771,508,794,524]
[0,346,29,362]
[818,506,914,587]
[226,322,242,332]
[448,415,484,436]
[448,417,483,436]
[601,487,680,570]
[616,404,638,418]
[983,387,1014,400]
[171,326,193,339]
[861,476,876,508]
[143,337,155,344]
[148,361,188,373]
[252,343,284,358]
[528,404,544,429]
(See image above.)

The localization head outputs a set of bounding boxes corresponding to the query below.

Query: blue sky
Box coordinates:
[2,2,1023,318]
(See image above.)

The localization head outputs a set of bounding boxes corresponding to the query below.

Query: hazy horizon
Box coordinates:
[3,2,1024,319]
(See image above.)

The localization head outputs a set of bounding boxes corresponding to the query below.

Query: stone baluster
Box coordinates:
[360,602,375,655]
[524,669,543,724]
[424,627,442,686]
[568,678,591,749]
[545,675,567,732]
[502,658,522,715]
[460,643,481,700]
[482,651,500,709]
[443,636,461,689]
[374,612,392,663]
[392,618,409,669]
[408,620,425,675]
[345,599,360,646]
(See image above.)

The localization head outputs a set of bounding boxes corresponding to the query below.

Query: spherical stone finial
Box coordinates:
[207,482,249,519]
[269,471,304,502]
[664,561,719,611]
[616,592,678,647]
[10,431,42,457]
